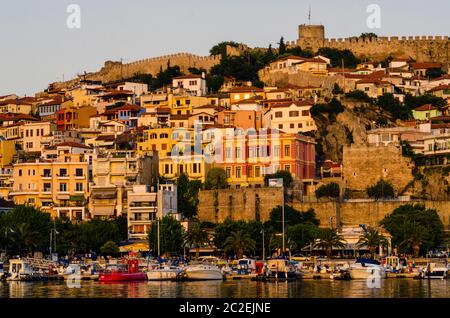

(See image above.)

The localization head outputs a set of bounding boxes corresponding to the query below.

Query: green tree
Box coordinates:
[264,170,293,188]
[366,179,395,199]
[398,221,427,257]
[376,93,411,120]
[315,183,340,199]
[360,33,378,40]
[213,219,248,250]
[184,223,209,259]
[0,205,52,254]
[278,37,286,56]
[224,230,256,259]
[263,44,276,64]
[79,219,121,253]
[204,168,228,190]
[317,47,360,68]
[380,204,444,256]
[426,68,445,79]
[332,83,344,95]
[210,41,239,57]
[100,241,120,256]
[314,228,346,258]
[404,93,446,110]
[148,216,184,255]
[310,98,345,117]
[176,173,202,219]
[267,206,319,233]
[356,227,388,259]
[286,223,319,253]
[344,90,373,102]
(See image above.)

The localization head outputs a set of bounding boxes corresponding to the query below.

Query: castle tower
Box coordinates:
[297,24,325,50]
[298,24,325,42]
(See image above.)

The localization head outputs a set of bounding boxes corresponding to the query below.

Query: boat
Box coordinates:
[418,263,448,279]
[254,259,299,281]
[181,264,224,280]
[147,264,181,281]
[348,258,386,280]
[98,259,147,282]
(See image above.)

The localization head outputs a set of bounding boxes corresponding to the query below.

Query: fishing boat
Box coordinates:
[418,263,448,279]
[181,264,224,280]
[147,264,181,281]
[253,259,299,281]
[348,258,386,280]
[99,259,147,282]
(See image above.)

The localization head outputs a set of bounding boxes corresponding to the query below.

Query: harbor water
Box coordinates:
[0,279,448,298]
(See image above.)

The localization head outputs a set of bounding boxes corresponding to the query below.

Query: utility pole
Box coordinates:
[261,229,265,261]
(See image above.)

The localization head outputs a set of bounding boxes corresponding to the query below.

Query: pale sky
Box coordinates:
[1,0,449,96]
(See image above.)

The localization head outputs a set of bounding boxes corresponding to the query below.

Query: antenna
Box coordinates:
[308,5,311,25]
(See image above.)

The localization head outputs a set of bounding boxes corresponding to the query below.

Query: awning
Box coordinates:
[92,205,115,216]
[119,242,150,253]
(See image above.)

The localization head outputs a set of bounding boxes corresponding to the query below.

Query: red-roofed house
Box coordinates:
[172,74,207,96]
[412,104,442,120]
[355,79,394,98]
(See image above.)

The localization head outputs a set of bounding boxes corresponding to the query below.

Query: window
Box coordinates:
[76,168,83,177]
[19,169,22,176]
[226,167,231,178]
[278,124,283,129]
[59,168,68,177]
[284,145,291,157]
[290,124,295,129]
[285,165,291,173]
[43,183,51,192]
[236,167,241,178]
[76,183,83,192]
[289,111,299,117]
[298,123,303,128]
[59,183,67,192]
[274,145,280,157]
[275,111,283,118]
[236,147,241,159]
[255,166,261,178]
[43,169,51,177]
[225,147,232,159]
[301,110,310,116]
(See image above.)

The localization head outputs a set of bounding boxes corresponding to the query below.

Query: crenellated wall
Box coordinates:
[53,52,221,89]
[291,26,450,63]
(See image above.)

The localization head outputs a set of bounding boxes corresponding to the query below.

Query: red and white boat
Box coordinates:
[99,259,147,282]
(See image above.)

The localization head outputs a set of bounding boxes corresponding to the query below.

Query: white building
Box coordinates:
[172,74,207,96]
[263,101,316,133]
[127,185,158,240]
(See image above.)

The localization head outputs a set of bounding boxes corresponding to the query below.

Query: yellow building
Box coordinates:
[159,154,209,182]
[0,140,15,167]
[0,166,13,199]
[137,127,194,158]
[19,121,56,153]
[10,153,89,220]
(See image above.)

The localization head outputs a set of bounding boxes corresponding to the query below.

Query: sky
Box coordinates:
[1,0,449,96]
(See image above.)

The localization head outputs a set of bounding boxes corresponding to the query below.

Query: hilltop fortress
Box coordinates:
[290,24,450,64]
[53,24,450,90]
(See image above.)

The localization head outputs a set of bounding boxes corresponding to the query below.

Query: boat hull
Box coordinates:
[348,267,386,280]
[99,272,147,282]
[147,270,180,281]
[183,266,224,281]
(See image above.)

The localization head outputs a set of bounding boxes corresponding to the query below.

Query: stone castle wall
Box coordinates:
[343,144,415,194]
[54,52,221,89]
[288,27,450,63]
[197,188,450,229]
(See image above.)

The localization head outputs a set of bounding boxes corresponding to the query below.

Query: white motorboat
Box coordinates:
[348,258,386,280]
[418,263,448,279]
[182,264,224,280]
[147,265,181,281]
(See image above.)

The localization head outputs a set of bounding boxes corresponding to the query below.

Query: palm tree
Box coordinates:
[314,229,346,258]
[10,223,39,255]
[399,221,427,257]
[356,227,389,259]
[224,230,256,259]
[184,223,209,259]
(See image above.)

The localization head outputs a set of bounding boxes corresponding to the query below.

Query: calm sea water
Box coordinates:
[0,279,448,298]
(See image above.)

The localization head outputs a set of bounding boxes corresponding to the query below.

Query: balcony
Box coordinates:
[56,174,70,179]
[41,174,52,179]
